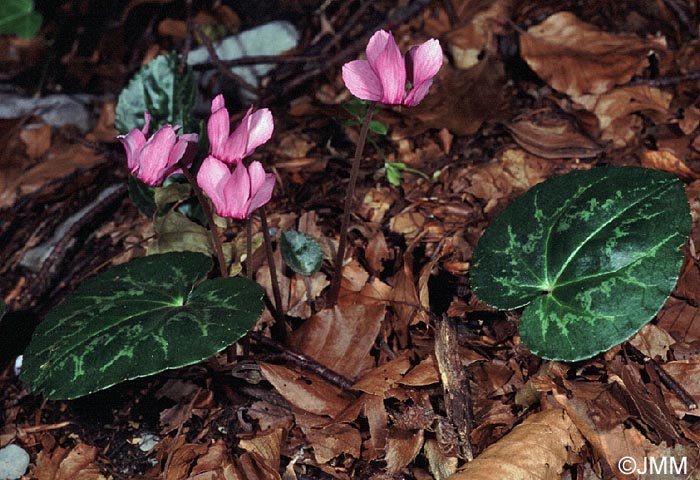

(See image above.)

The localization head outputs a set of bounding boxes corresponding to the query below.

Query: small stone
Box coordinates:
[0,444,30,480]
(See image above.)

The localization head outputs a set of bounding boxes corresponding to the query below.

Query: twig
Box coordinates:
[259,207,284,325]
[327,102,375,306]
[441,0,459,27]
[246,219,253,280]
[629,71,700,87]
[195,26,259,94]
[251,332,357,392]
[177,160,228,278]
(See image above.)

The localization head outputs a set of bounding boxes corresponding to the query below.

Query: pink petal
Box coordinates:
[163,133,199,179]
[141,112,152,135]
[208,95,230,161]
[365,30,391,66]
[247,172,276,216]
[223,106,253,164]
[403,79,434,107]
[117,128,147,174]
[223,161,251,219]
[342,60,383,102]
[241,108,274,158]
[372,33,405,104]
[406,39,442,88]
[197,155,230,216]
[137,125,177,186]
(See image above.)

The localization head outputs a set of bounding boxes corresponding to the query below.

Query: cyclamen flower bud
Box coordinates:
[342,30,442,107]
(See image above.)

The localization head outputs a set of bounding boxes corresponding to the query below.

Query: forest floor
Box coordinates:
[2,0,700,479]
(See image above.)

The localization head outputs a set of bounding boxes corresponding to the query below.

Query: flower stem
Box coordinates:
[246,219,253,280]
[259,207,284,325]
[177,160,228,278]
[327,101,375,306]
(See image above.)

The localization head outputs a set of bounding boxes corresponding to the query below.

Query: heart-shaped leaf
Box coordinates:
[0,0,42,39]
[116,52,197,134]
[280,230,323,276]
[22,252,264,399]
[470,166,689,361]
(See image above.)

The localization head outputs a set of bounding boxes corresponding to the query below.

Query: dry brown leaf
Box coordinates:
[359,187,398,225]
[0,143,104,208]
[19,123,51,158]
[391,251,422,345]
[424,438,458,480]
[679,105,700,135]
[189,440,234,478]
[399,355,440,387]
[365,230,391,275]
[294,412,361,463]
[385,428,425,476]
[288,304,385,379]
[352,355,412,397]
[363,393,389,460]
[447,408,584,480]
[404,58,506,136]
[520,12,666,97]
[662,358,700,417]
[628,323,675,360]
[574,85,672,131]
[258,362,353,418]
[505,109,603,159]
[444,0,511,69]
[34,443,105,480]
[641,149,699,180]
[239,428,284,473]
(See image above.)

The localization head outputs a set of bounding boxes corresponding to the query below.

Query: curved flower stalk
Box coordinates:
[118,112,198,186]
[342,30,442,107]
[207,94,274,165]
[197,156,276,220]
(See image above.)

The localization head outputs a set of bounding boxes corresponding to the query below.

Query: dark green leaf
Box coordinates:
[470,166,690,361]
[22,252,264,399]
[280,230,323,276]
[128,175,157,218]
[0,0,41,39]
[116,52,197,134]
[369,120,388,135]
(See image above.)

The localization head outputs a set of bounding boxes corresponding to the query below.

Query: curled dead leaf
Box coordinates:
[447,408,584,480]
[520,12,666,97]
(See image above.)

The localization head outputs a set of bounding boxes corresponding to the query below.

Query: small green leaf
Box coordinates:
[280,230,323,276]
[0,0,42,39]
[116,52,197,134]
[369,120,388,135]
[22,252,264,399]
[470,166,690,361]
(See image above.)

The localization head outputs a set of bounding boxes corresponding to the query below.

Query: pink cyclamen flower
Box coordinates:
[342,30,442,107]
[117,112,199,186]
[207,94,274,164]
[197,155,276,219]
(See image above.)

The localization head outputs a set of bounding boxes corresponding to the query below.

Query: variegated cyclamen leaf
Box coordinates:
[280,230,324,276]
[22,252,264,399]
[470,166,690,361]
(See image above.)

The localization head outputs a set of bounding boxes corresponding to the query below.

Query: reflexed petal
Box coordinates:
[247,161,267,194]
[406,39,442,87]
[137,126,177,186]
[342,60,383,102]
[208,96,230,160]
[211,93,225,112]
[241,108,274,158]
[223,161,251,219]
[247,172,276,215]
[373,33,405,104]
[141,112,152,135]
[164,133,199,178]
[117,128,147,173]
[197,155,230,216]
[224,106,254,164]
[365,30,391,67]
[403,79,433,107]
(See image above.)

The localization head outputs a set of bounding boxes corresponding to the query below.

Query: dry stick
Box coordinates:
[327,102,376,306]
[259,207,284,325]
[177,160,228,278]
[195,26,259,95]
[252,332,356,391]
